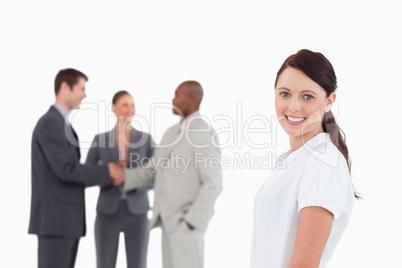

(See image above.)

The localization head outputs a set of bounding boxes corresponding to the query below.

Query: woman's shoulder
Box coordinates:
[92,131,110,140]
[132,128,153,142]
[302,134,349,174]
[133,128,152,137]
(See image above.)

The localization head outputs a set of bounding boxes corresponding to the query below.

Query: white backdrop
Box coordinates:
[1,1,401,267]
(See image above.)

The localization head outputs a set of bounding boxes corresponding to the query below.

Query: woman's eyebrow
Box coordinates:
[301,90,318,95]
[276,87,318,95]
[276,87,290,91]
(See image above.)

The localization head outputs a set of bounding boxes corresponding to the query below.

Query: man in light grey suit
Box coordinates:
[123,81,223,268]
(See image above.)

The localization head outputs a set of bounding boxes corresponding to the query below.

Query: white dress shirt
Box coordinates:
[251,133,355,268]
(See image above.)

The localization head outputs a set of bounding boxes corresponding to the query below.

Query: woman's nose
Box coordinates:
[288,97,301,112]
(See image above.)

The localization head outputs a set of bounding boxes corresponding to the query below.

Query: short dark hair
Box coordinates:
[54,68,88,96]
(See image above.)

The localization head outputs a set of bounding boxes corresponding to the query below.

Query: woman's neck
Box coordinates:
[115,122,132,135]
[289,129,324,152]
[115,123,132,156]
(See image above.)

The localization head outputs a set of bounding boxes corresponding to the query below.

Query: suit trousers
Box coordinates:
[161,220,205,268]
[95,200,149,268]
[38,236,79,268]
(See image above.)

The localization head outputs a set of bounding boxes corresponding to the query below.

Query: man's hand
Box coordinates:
[108,162,125,185]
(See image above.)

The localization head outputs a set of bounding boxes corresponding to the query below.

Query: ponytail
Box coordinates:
[322,111,350,171]
[276,49,361,200]
[323,111,361,199]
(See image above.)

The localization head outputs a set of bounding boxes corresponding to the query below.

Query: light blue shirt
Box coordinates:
[120,152,128,200]
[53,104,71,126]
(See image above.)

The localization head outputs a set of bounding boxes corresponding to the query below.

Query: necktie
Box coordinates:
[70,126,81,159]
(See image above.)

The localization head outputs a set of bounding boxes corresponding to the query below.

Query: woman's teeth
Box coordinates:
[286,115,306,122]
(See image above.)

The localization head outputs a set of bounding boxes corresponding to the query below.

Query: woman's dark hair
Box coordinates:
[275,49,360,199]
[112,90,131,105]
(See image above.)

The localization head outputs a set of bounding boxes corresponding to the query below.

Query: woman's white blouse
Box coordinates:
[251,133,355,268]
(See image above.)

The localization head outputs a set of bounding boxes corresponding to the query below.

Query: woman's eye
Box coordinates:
[280,92,290,97]
[304,94,313,100]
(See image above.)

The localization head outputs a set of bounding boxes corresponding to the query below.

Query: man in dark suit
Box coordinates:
[28,68,125,268]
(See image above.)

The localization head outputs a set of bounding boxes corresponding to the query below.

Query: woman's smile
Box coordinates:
[285,115,307,126]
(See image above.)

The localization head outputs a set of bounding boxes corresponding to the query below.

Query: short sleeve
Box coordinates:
[297,153,351,220]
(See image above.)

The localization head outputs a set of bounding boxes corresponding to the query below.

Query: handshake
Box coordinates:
[107,162,126,185]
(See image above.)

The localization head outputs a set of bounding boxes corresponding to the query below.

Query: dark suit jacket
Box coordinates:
[28,106,111,239]
[86,128,154,215]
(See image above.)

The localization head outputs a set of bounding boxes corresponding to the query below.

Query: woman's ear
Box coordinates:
[325,92,336,113]
[111,104,116,113]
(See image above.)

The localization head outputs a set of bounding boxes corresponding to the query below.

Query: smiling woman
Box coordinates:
[251,49,358,268]
[274,49,354,174]
[274,67,336,150]
[86,90,154,268]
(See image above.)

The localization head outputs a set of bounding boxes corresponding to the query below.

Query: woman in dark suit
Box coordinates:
[86,90,154,268]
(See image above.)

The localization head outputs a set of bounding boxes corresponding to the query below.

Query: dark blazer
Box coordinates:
[86,128,154,215]
[28,106,111,239]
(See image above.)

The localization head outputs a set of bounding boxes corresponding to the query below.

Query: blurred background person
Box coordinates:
[123,81,223,268]
[28,68,124,268]
[86,90,154,268]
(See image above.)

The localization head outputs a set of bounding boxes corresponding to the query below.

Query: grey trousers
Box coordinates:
[38,236,79,268]
[95,200,149,268]
[161,220,205,268]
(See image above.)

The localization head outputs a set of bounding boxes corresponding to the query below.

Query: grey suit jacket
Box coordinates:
[28,106,111,238]
[86,128,154,215]
[124,112,223,233]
